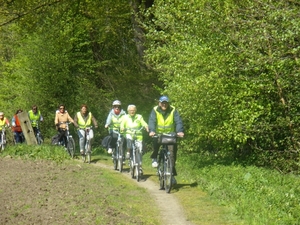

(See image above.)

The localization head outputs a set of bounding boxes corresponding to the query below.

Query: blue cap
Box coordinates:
[159,96,169,102]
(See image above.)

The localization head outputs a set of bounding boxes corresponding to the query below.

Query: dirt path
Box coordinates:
[93,162,193,225]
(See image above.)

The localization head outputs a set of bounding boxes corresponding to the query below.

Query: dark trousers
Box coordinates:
[58,128,67,147]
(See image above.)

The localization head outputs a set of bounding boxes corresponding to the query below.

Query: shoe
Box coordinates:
[171,176,177,185]
[126,152,130,159]
[108,148,113,154]
[152,159,158,168]
[80,150,84,155]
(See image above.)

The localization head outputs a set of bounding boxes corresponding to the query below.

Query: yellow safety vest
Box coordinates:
[110,114,125,130]
[154,106,175,133]
[122,114,146,141]
[77,112,92,129]
[0,117,7,130]
[28,110,41,127]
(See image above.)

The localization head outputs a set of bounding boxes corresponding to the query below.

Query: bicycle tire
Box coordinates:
[158,152,164,190]
[0,141,4,151]
[165,154,173,193]
[87,152,91,164]
[135,150,141,182]
[117,146,123,173]
[130,160,135,179]
[36,134,43,145]
[113,148,118,170]
[67,137,76,158]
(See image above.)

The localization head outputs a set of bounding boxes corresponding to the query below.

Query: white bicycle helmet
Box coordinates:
[112,100,121,106]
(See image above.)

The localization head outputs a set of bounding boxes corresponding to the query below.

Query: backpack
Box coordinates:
[51,134,60,145]
[101,135,111,149]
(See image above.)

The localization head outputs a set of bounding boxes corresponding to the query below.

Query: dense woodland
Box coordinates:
[0,0,299,173]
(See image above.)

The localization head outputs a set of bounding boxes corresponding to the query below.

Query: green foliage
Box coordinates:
[177,152,300,224]
[1,144,71,162]
[143,0,300,172]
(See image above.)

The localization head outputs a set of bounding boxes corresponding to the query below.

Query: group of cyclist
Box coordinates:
[54,104,98,155]
[0,95,184,184]
[104,96,184,184]
[0,105,44,144]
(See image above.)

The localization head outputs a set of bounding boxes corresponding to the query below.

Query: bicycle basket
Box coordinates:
[158,134,176,144]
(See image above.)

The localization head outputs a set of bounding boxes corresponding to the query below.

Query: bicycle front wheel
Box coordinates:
[164,155,173,193]
[158,152,164,190]
[87,152,91,164]
[36,134,43,145]
[130,160,135,179]
[113,148,118,170]
[67,137,76,158]
[117,146,123,173]
[135,151,141,182]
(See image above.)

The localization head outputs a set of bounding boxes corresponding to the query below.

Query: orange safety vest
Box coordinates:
[12,115,22,132]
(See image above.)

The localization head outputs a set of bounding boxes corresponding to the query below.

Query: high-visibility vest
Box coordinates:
[109,113,125,130]
[77,112,92,129]
[0,117,7,130]
[154,106,175,133]
[12,115,22,132]
[28,110,41,127]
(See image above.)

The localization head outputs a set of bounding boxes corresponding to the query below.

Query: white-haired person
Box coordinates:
[120,105,149,175]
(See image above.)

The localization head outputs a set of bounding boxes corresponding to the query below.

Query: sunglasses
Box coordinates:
[60,107,65,110]
[113,106,120,109]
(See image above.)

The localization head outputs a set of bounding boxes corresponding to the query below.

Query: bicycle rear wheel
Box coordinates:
[67,137,76,158]
[164,155,173,193]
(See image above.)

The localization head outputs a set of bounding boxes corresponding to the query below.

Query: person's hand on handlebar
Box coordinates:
[177,132,184,138]
[149,131,156,137]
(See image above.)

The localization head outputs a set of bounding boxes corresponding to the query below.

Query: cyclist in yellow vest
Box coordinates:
[0,112,10,146]
[148,96,184,185]
[74,104,98,155]
[28,105,44,138]
[120,104,149,174]
[104,100,126,154]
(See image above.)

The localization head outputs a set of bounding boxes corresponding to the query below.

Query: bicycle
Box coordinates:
[13,132,25,145]
[111,129,124,172]
[58,122,76,158]
[127,128,144,182]
[31,120,43,145]
[154,133,177,193]
[81,126,93,164]
[0,126,7,151]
